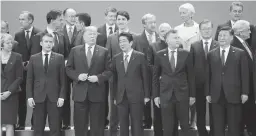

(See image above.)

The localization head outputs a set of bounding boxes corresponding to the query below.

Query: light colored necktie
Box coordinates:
[25,30,30,48]
[124,54,129,72]
[87,46,93,67]
[68,26,73,43]
[242,41,253,60]
[204,41,209,59]
[170,50,175,72]
[148,34,153,44]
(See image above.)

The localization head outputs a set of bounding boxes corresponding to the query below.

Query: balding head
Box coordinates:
[63,8,77,26]
[158,23,172,40]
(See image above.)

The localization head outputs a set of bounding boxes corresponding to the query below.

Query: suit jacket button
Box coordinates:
[222,72,224,75]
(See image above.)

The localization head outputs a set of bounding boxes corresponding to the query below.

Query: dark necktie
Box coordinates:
[221,49,225,66]
[25,30,30,48]
[53,32,59,45]
[170,50,175,72]
[109,27,113,36]
[44,54,49,72]
[204,41,209,59]
[124,54,129,72]
[87,46,93,67]
[68,26,73,43]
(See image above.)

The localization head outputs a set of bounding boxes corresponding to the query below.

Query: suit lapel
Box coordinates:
[79,45,89,70]
[162,49,173,73]
[118,53,126,75]
[36,52,45,73]
[223,46,235,70]
[210,40,218,51]
[199,40,206,58]
[175,49,188,72]
[3,52,16,74]
[141,31,150,47]
[47,52,55,73]
[71,27,78,44]
[125,51,137,75]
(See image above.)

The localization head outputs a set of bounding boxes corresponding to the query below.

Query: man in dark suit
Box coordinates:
[153,29,196,136]
[33,10,67,57]
[73,13,91,46]
[232,20,256,136]
[26,33,66,136]
[190,19,219,136]
[133,13,160,129]
[97,7,118,128]
[206,26,249,136]
[66,26,112,136]
[151,22,172,136]
[12,11,41,130]
[111,32,150,136]
[106,10,137,136]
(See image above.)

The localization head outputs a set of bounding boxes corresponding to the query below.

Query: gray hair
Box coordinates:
[179,3,195,14]
[233,20,250,33]
[159,23,172,31]
[141,13,156,25]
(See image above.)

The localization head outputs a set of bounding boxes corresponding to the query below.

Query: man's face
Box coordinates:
[116,15,129,30]
[200,22,213,39]
[179,8,192,22]
[119,36,132,52]
[218,30,233,47]
[19,13,32,30]
[64,9,76,26]
[52,15,63,31]
[230,5,243,21]
[143,16,156,33]
[83,28,98,45]
[1,22,8,33]
[238,25,251,40]
[159,26,171,39]
[40,36,54,52]
[166,33,180,49]
[75,17,83,31]
[105,12,117,26]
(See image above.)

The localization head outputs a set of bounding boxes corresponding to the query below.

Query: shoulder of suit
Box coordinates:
[14,30,24,36]
[178,48,189,53]
[231,46,244,52]
[12,52,22,58]
[30,52,41,59]
[72,45,83,50]
[52,52,64,57]
[97,24,105,32]
[157,48,167,55]
[33,27,42,33]
[96,45,108,51]
[191,40,201,47]
[113,52,122,60]
[133,50,144,56]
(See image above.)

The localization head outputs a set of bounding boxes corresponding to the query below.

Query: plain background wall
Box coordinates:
[2,1,256,36]
[1,1,256,126]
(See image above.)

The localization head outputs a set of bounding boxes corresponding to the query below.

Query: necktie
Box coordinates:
[68,26,73,43]
[124,54,129,72]
[221,49,225,66]
[53,32,59,45]
[170,50,175,72]
[25,30,30,48]
[87,46,93,67]
[44,54,49,72]
[109,27,113,36]
[204,41,209,59]
[242,41,253,60]
[148,34,153,44]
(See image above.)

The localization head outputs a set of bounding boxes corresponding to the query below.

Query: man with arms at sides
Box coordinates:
[190,19,219,136]
[59,8,78,130]
[106,10,137,136]
[153,29,196,136]
[206,26,249,136]
[73,13,91,46]
[66,26,112,136]
[133,13,160,129]
[12,11,41,130]
[33,10,67,57]
[231,20,255,136]
[26,33,66,136]
[111,32,149,136]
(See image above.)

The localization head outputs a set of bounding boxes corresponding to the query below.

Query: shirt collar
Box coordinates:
[145,29,155,37]
[231,20,235,27]
[42,51,52,56]
[46,26,55,34]
[106,23,115,30]
[168,48,178,53]
[24,26,33,33]
[123,49,133,57]
[202,38,212,45]
[85,43,95,49]
[220,45,230,53]
[66,24,74,31]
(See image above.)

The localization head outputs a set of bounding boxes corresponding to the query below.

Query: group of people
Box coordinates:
[1,1,256,136]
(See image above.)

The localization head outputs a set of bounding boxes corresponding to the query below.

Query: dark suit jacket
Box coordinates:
[1,52,23,93]
[26,52,66,103]
[66,45,112,102]
[33,29,67,57]
[97,24,118,47]
[112,50,149,104]
[190,39,219,86]
[60,25,78,58]
[13,27,41,62]
[153,48,195,104]
[152,40,168,54]
[205,46,249,104]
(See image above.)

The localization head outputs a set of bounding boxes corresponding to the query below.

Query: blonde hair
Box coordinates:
[1,33,14,48]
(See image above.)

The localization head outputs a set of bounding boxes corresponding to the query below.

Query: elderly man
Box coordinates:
[66,26,112,136]
[1,20,9,33]
[231,20,255,136]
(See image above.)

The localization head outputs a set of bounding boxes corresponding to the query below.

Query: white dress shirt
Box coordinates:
[202,38,213,52]
[123,49,133,63]
[85,43,95,56]
[106,23,116,37]
[220,46,230,64]
[24,26,34,39]
[230,20,235,28]
[66,24,75,34]
[145,30,156,43]
[168,48,178,67]
[42,51,52,65]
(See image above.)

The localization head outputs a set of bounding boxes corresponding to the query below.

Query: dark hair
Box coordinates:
[46,9,62,24]
[119,32,133,42]
[164,29,178,41]
[21,11,34,23]
[105,7,117,16]
[116,11,130,20]
[199,19,213,29]
[219,26,234,36]
[41,33,54,41]
[75,13,91,27]
[230,1,243,11]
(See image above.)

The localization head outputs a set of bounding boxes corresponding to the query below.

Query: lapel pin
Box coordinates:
[164,54,166,56]
[233,50,235,52]
[10,62,12,65]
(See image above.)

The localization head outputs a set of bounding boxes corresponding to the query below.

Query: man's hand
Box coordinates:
[206,96,211,103]
[28,98,35,108]
[144,98,150,105]
[241,94,248,104]
[154,97,160,108]
[88,75,99,83]
[1,91,11,100]
[78,73,88,81]
[57,98,64,107]
[189,97,196,106]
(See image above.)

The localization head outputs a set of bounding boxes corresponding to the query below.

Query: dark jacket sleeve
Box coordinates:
[240,51,249,95]
[8,54,23,93]
[111,56,117,100]
[96,49,112,85]
[205,53,210,96]
[59,55,66,99]
[152,53,161,98]
[65,48,80,82]
[186,51,196,98]
[141,54,150,98]
[26,56,34,99]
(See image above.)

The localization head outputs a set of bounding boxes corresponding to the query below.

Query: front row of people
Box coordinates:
[1,24,254,136]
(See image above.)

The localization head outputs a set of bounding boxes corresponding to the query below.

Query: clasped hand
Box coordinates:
[78,73,98,83]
